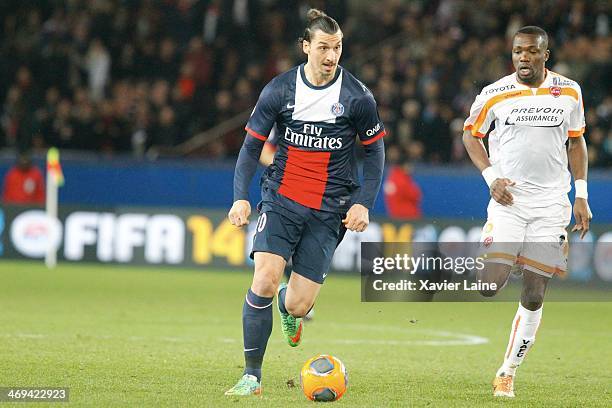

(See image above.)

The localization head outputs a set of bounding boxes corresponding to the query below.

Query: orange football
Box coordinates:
[300,355,348,402]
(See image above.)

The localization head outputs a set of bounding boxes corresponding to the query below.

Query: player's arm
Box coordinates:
[346,94,386,232]
[462,129,491,172]
[462,91,515,206]
[462,131,515,206]
[230,136,265,226]
[567,94,591,238]
[229,80,281,227]
[345,138,385,231]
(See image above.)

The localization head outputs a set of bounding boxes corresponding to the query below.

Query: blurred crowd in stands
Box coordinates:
[1,0,610,167]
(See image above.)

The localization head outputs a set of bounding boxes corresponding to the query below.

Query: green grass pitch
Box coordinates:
[1,261,611,407]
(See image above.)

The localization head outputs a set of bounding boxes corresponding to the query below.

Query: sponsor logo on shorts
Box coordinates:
[484,222,493,233]
[257,213,267,232]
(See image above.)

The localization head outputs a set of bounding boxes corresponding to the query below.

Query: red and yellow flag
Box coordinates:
[46,147,64,187]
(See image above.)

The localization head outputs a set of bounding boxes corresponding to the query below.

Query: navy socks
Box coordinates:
[242,288,273,382]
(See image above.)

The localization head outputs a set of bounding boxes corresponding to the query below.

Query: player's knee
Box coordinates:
[252,260,284,296]
[521,291,544,310]
[251,280,277,297]
[285,301,311,318]
[478,279,505,297]
[251,268,280,297]
[476,275,500,297]
[477,263,510,297]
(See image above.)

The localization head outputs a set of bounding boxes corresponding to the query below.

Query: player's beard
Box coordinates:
[517,67,540,86]
[518,73,533,84]
[516,68,538,85]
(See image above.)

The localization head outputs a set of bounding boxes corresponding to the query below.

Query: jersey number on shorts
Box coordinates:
[256,213,267,233]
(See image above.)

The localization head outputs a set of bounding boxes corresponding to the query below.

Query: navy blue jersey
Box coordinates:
[245,63,386,212]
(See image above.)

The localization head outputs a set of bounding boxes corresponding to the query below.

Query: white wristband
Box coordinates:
[575,179,588,199]
[482,166,500,187]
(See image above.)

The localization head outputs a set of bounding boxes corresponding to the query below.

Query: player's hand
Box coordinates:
[572,198,592,239]
[228,200,251,227]
[490,178,516,206]
[343,204,369,232]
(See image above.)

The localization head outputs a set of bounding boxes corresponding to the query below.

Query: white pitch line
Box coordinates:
[0,328,488,347]
[0,333,197,343]
[0,333,47,339]
[220,327,488,347]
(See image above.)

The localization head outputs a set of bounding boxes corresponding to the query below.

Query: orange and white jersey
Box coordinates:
[464,70,585,205]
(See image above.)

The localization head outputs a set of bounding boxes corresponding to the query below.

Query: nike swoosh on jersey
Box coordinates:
[287,103,295,109]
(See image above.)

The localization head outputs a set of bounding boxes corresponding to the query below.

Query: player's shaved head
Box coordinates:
[514,26,548,50]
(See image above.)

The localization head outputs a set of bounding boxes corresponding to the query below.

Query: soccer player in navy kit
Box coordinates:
[225,9,386,396]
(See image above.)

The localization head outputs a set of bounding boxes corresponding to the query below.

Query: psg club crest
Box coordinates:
[549,86,561,98]
[330,102,344,116]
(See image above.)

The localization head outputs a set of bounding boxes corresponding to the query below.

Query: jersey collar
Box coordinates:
[299,63,342,90]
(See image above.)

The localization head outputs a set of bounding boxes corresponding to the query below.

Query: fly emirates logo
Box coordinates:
[284,124,343,149]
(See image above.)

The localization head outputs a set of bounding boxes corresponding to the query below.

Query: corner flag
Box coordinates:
[45,147,64,269]
[46,147,64,187]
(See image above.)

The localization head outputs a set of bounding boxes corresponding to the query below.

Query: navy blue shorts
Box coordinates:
[251,187,347,284]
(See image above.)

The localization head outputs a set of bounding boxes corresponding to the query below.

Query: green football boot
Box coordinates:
[224,374,262,396]
[277,282,303,347]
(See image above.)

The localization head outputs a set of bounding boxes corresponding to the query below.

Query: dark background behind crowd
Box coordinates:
[1,0,610,166]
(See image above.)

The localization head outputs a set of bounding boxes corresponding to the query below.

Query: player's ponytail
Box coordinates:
[300,8,341,43]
